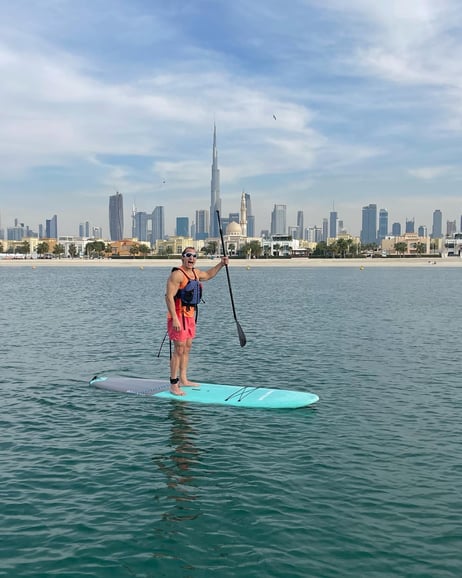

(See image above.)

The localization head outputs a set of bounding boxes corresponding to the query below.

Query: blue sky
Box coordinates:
[1,0,462,237]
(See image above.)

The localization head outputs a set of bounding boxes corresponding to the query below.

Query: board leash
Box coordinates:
[156,331,170,358]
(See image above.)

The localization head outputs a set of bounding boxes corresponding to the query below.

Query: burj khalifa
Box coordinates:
[209,123,221,238]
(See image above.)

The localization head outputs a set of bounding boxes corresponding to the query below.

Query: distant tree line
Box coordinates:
[0,237,437,259]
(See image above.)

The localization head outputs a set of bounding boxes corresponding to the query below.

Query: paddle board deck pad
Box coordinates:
[89,376,319,409]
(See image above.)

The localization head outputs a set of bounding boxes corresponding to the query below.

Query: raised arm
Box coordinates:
[198,256,229,281]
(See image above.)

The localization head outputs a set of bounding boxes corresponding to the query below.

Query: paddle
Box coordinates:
[216,210,247,347]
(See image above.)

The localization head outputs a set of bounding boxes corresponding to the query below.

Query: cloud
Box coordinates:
[408,165,454,179]
[1,0,462,237]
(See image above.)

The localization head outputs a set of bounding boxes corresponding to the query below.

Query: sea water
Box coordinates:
[1,264,461,577]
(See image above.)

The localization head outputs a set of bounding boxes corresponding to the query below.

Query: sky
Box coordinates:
[1,0,462,238]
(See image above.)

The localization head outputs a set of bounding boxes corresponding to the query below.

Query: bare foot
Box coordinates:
[170,384,186,396]
[180,380,199,387]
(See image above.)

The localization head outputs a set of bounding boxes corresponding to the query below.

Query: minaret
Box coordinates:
[240,190,247,237]
[209,123,221,238]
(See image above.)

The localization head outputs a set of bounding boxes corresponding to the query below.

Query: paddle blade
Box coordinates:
[236,321,247,347]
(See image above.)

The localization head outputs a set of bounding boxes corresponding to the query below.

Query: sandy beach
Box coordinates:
[1,257,460,268]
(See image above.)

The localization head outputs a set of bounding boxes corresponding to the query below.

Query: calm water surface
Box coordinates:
[1,264,461,577]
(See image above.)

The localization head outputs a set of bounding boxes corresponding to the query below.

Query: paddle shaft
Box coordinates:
[216,210,247,347]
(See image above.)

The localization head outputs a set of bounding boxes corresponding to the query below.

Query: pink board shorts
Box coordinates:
[167,316,196,341]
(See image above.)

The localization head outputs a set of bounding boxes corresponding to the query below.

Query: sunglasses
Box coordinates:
[183,252,197,258]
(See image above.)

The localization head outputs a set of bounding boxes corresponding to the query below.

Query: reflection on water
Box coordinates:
[154,404,201,524]
[3,266,462,577]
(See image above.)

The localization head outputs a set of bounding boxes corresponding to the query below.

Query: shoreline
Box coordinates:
[1,257,461,268]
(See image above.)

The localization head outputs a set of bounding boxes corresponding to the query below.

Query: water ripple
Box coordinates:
[1,267,462,577]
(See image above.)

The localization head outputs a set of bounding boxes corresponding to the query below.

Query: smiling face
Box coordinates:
[181,247,197,269]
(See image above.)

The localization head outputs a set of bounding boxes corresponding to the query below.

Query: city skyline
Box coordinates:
[1,2,462,235]
[6,121,461,241]
[2,127,461,241]
[2,195,461,243]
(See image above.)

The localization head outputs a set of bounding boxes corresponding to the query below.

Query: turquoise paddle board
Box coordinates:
[89,376,319,409]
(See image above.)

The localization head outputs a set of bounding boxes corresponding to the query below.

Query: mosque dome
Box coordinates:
[226,221,242,235]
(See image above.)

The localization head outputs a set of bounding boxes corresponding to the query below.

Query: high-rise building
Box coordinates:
[322,218,328,242]
[79,221,91,237]
[296,211,304,240]
[151,206,164,244]
[245,193,255,237]
[418,225,427,237]
[7,223,24,241]
[307,226,322,243]
[431,209,443,238]
[271,204,287,235]
[447,220,457,237]
[209,124,221,238]
[109,192,124,241]
[360,204,377,245]
[133,212,149,241]
[45,214,58,239]
[329,211,337,239]
[176,217,189,237]
[378,209,388,242]
[195,210,209,241]
[220,217,229,234]
[405,218,415,234]
[391,222,401,236]
[240,191,247,237]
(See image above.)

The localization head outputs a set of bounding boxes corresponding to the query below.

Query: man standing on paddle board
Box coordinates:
[165,247,228,396]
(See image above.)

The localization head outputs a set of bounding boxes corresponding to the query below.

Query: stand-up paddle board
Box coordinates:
[89,375,319,409]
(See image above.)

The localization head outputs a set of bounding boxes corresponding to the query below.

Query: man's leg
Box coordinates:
[179,338,198,386]
[170,340,186,395]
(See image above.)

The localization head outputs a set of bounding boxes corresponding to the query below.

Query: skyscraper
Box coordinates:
[209,124,221,238]
[45,214,58,239]
[329,210,337,239]
[245,193,255,237]
[447,220,457,237]
[296,210,304,240]
[405,218,415,234]
[109,192,124,241]
[133,212,149,241]
[131,202,137,238]
[322,218,328,242]
[176,217,189,237]
[391,222,401,236]
[431,209,442,238]
[360,204,377,245]
[240,191,247,237]
[378,209,388,242]
[271,204,287,235]
[195,210,209,241]
[151,206,165,244]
